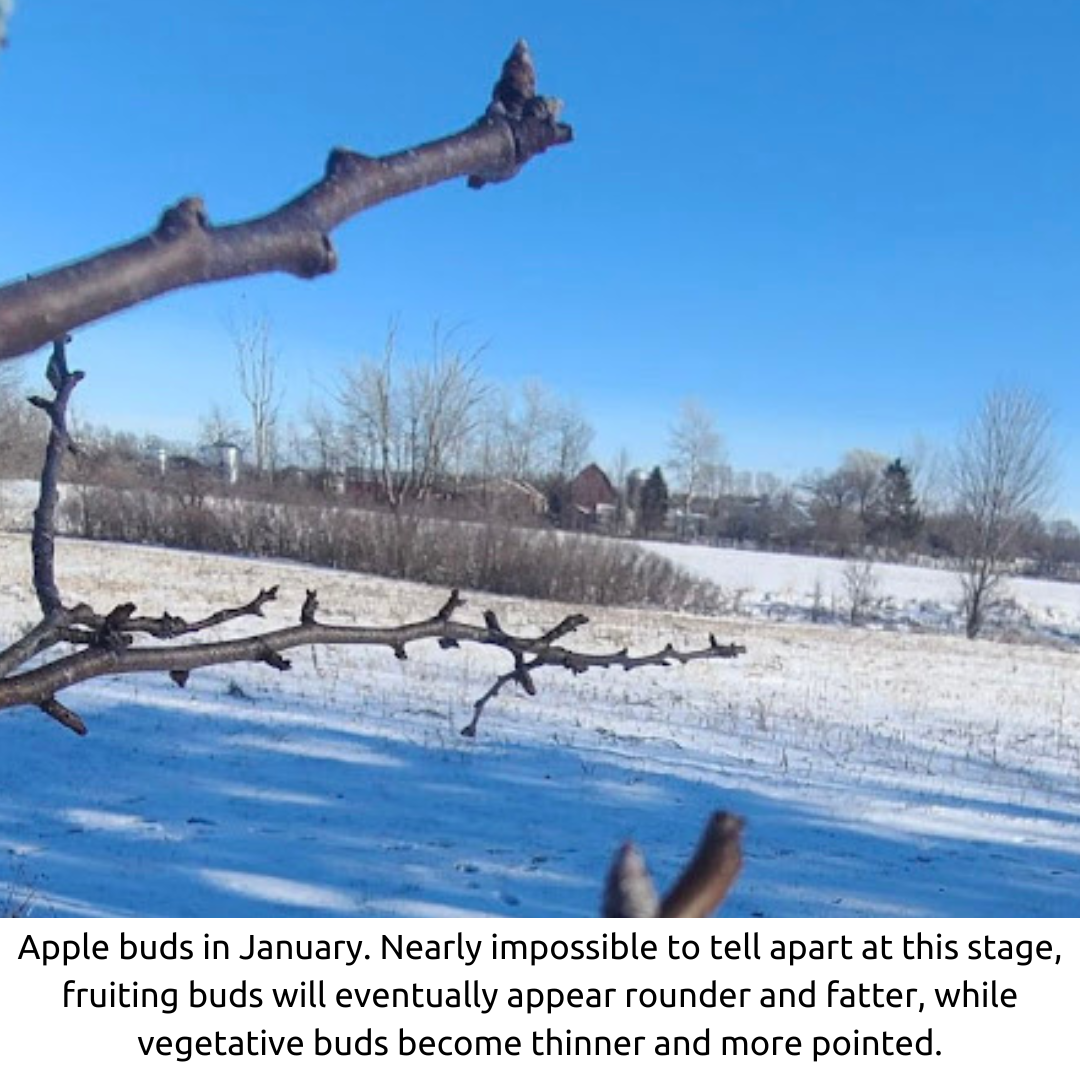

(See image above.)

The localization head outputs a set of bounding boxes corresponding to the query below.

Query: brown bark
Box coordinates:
[603,813,745,918]
[0,41,571,363]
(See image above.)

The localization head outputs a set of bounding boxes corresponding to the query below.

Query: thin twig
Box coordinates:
[0,595,745,737]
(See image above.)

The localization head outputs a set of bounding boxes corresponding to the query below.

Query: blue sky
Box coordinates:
[2,1,1079,514]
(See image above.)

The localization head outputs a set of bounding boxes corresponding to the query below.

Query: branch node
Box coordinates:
[169,670,190,688]
[326,147,373,179]
[105,602,137,628]
[156,196,209,239]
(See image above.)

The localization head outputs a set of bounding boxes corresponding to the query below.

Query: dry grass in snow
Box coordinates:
[1,533,1077,917]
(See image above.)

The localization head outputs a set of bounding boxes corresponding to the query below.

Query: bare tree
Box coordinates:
[340,324,486,506]
[0,362,41,479]
[197,402,247,453]
[497,380,556,482]
[951,387,1057,638]
[231,314,282,477]
[801,449,889,552]
[478,379,592,490]
[840,557,880,626]
[550,398,594,482]
[840,449,889,533]
[300,399,346,483]
[668,398,725,529]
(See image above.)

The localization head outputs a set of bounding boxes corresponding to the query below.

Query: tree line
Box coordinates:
[0,327,1071,639]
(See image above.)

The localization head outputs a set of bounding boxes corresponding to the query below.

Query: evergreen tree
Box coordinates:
[638,466,670,536]
[879,458,922,545]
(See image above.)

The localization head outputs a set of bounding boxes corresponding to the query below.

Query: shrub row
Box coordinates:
[62,486,724,613]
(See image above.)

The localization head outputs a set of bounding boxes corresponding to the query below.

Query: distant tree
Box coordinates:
[0,364,42,479]
[231,314,282,477]
[877,458,923,547]
[668,399,725,524]
[801,449,888,552]
[340,324,486,506]
[840,449,889,534]
[491,380,593,487]
[840,557,880,626]
[1032,518,1080,576]
[638,466,670,537]
[951,387,1057,638]
[300,400,346,484]
[197,403,247,453]
[800,467,859,552]
[550,399,594,482]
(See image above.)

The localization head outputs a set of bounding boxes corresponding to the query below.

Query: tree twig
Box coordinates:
[0,41,572,362]
[28,336,82,616]
[0,588,745,737]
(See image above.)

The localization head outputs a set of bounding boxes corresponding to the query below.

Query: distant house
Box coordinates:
[568,463,619,530]
[460,476,548,520]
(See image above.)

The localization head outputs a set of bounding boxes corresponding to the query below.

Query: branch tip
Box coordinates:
[659,812,744,918]
[603,841,660,918]
[41,698,87,736]
[258,646,291,672]
[436,589,464,621]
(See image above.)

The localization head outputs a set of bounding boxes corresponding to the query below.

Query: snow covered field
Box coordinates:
[644,540,1080,643]
[1,532,1078,918]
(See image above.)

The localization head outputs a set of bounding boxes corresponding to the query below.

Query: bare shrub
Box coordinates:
[840,558,880,626]
[62,488,725,613]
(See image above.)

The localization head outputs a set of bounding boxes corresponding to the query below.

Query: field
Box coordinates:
[1,532,1078,917]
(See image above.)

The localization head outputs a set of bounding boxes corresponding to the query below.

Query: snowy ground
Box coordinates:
[644,539,1080,644]
[1,532,1078,918]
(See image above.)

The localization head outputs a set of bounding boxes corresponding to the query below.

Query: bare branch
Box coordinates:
[40,697,88,737]
[29,337,82,617]
[0,592,745,738]
[0,618,65,680]
[0,41,572,363]
[66,587,280,641]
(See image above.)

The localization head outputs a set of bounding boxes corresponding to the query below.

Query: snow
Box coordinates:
[1,532,1077,918]
[642,540,1080,642]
